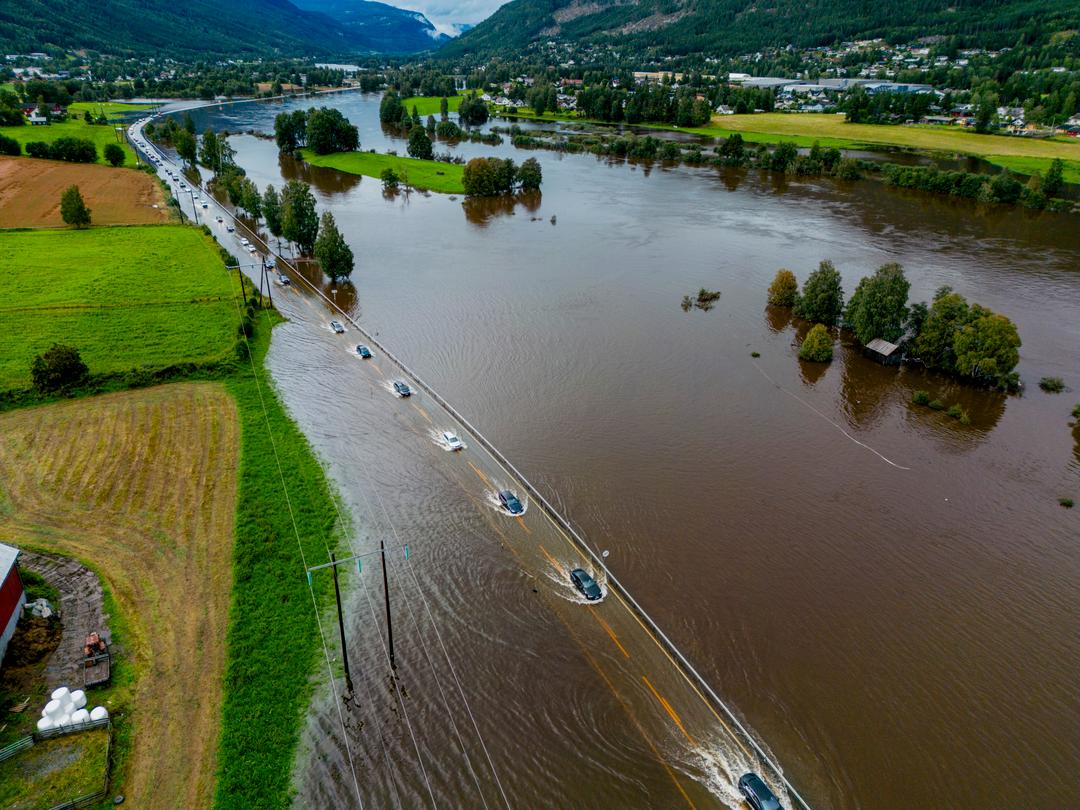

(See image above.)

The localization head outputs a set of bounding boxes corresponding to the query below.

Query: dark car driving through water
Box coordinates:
[738,772,783,810]
[570,568,602,601]
[498,489,524,515]
[393,380,412,397]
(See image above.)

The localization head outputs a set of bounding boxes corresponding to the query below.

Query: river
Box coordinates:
[180,92,1080,810]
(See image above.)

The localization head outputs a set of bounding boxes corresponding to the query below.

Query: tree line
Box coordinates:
[767,261,1022,390]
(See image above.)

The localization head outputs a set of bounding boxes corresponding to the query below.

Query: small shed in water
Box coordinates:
[864,338,902,365]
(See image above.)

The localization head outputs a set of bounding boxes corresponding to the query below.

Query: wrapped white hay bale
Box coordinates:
[69,690,87,710]
[89,706,109,722]
[37,716,55,732]
[43,699,62,718]
[71,708,91,725]
[55,713,72,728]
[51,686,70,703]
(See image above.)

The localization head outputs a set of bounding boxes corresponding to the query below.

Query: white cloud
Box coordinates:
[383,0,508,36]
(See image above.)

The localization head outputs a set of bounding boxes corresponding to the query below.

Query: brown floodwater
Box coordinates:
[183,93,1080,810]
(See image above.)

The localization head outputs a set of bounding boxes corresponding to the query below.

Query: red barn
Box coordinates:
[0,543,26,669]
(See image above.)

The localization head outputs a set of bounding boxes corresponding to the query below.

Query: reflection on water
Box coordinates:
[798,356,830,386]
[462,190,543,227]
[764,305,793,334]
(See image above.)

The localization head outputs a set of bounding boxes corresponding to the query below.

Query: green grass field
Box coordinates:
[493,105,1080,182]
[301,148,465,193]
[0,217,343,809]
[69,100,156,122]
[0,116,136,166]
[402,95,463,117]
[0,225,236,387]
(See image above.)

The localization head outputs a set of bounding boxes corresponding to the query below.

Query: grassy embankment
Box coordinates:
[0,107,141,166]
[493,105,1080,183]
[301,147,465,193]
[0,156,167,228]
[0,223,342,809]
[402,94,463,116]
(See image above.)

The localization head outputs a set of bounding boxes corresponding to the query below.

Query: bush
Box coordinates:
[235,339,250,361]
[48,137,97,163]
[435,120,462,139]
[1073,404,1080,419]
[1039,376,1065,393]
[30,343,90,393]
[103,142,125,166]
[1060,497,1074,508]
[25,141,52,158]
[380,167,399,190]
[799,324,834,362]
[928,399,945,410]
[238,316,254,337]
[767,269,798,307]
[913,390,930,405]
[946,403,964,419]
[751,351,760,358]
[0,134,20,156]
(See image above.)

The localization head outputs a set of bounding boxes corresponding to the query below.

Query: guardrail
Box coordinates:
[138,120,815,810]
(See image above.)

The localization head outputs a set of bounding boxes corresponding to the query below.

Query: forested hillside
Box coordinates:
[442,0,1080,59]
[0,0,445,57]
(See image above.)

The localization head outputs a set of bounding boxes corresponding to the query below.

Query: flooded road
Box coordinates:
[177,93,1080,809]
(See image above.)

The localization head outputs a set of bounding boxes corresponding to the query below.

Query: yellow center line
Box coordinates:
[467,461,490,486]
[643,675,698,748]
[515,515,532,535]
[591,610,631,659]
[537,543,561,570]
[411,402,432,423]
[535,498,755,759]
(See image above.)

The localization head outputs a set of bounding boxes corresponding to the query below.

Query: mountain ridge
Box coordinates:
[0,0,448,57]
[442,0,1080,59]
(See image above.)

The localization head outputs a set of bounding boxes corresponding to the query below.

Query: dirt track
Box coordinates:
[0,383,238,808]
[0,157,167,228]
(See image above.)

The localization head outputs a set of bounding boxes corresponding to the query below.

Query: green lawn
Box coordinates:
[301,148,465,193]
[0,728,110,809]
[402,95,463,117]
[0,225,236,387]
[69,100,156,122]
[0,116,136,165]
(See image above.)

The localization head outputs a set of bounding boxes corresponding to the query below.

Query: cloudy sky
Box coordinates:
[391,0,506,35]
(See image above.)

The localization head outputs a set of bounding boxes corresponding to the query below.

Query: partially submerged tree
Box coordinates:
[845,262,910,345]
[799,324,834,362]
[280,180,319,255]
[767,269,798,307]
[794,260,844,326]
[314,211,354,283]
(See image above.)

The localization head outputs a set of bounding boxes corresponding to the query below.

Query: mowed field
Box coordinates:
[0,157,167,228]
[689,113,1080,181]
[0,383,239,808]
[0,225,235,387]
[0,117,136,166]
[402,94,464,116]
[301,147,465,193]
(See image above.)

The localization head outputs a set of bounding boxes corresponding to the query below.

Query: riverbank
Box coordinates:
[0,221,344,809]
[492,105,1080,183]
[300,147,465,193]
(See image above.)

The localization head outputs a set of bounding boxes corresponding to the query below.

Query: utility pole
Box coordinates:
[380,540,396,670]
[236,264,247,304]
[331,553,354,694]
[264,258,273,307]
